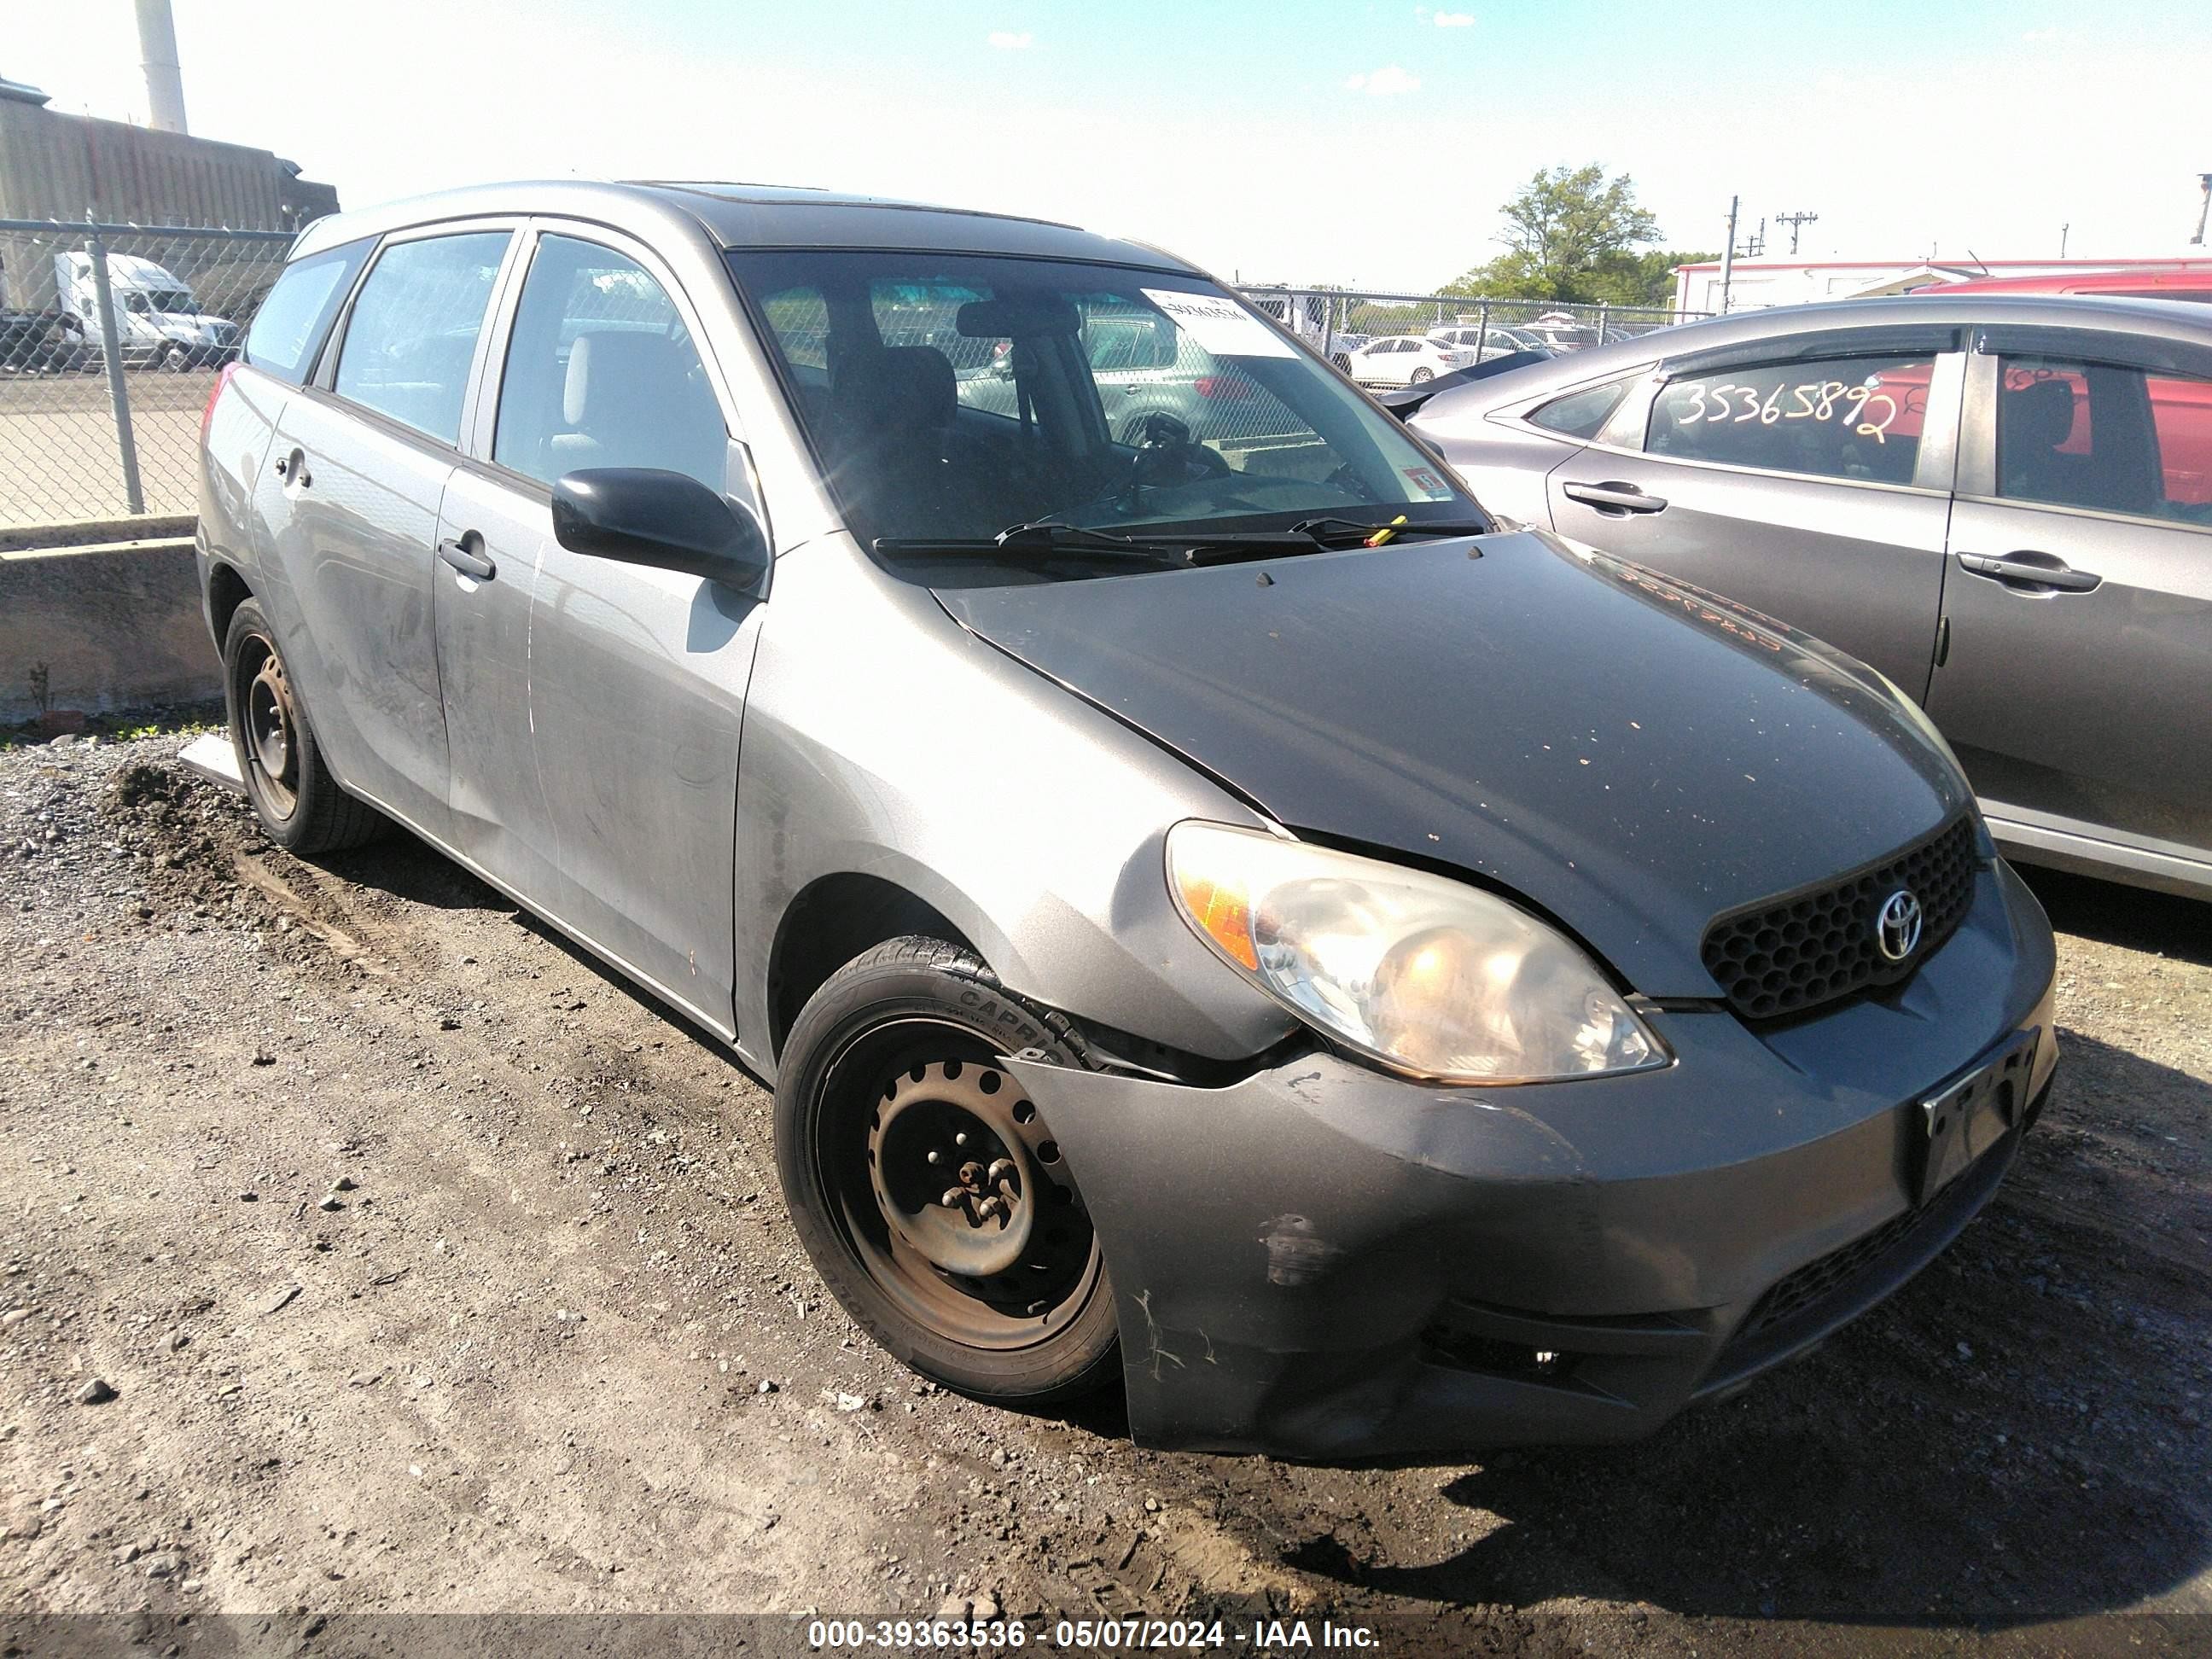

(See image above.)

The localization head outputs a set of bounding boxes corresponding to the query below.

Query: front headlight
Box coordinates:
[1167,821,1667,1085]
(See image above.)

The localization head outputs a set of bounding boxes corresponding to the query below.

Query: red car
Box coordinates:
[1928,268,2212,507]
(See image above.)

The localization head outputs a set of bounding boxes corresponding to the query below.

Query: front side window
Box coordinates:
[333,230,509,444]
[244,238,372,387]
[731,250,1481,569]
[1647,352,1935,485]
[1997,355,2212,525]
[492,235,726,492]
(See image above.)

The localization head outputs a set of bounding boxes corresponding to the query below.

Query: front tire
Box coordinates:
[1410,365,1435,383]
[775,936,1120,1404]
[223,597,385,854]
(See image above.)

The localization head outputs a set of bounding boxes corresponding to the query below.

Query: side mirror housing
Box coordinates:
[550,468,768,588]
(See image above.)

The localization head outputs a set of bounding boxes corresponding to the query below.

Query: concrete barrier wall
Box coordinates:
[0,533,217,725]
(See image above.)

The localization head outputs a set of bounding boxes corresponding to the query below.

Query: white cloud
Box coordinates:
[1434,9,1476,26]
[2022,26,2058,41]
[987,30,1034,49]
[1345,65,1421,96]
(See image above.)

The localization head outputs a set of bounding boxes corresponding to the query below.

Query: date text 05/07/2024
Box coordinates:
[805,1616,1384,1650]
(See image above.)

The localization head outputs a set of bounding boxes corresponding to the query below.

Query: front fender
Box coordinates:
[731,538,1298,1078]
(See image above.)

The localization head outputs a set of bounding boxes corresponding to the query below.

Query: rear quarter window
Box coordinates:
[1528,377,1633,439]
[242,238,373,387]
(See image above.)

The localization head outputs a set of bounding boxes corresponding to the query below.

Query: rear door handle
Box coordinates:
[1957,551,2100,593]
[437,535,495,582]
[1562,480,1668,515]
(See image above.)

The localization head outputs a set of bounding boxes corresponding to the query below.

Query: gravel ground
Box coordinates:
[1,731,2207,1657]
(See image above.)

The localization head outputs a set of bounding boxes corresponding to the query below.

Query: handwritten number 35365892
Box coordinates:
[1674,379,1902,441]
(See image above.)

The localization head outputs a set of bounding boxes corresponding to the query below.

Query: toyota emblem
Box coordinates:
[1877,889,1924,962]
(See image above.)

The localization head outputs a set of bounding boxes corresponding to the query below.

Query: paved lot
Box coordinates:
[0,371,211,527]
[1,732,2207,1656]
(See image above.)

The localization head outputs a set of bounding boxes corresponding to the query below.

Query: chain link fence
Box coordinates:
[0,220,291,529]
[1237,287,1711,378]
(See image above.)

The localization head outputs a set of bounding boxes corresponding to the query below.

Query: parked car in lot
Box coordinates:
[1926,265,2212,303]
[1343,332,1474,385]
[1428,323,1550,363]
[1409,294,2212,900]
[197,182,2057,1458]
[1324,329,1370,369]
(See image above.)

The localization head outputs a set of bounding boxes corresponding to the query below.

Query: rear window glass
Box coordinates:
[242,238,371,386]
[1528,378,1633,439]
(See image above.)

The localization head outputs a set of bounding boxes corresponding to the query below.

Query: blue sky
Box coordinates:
[12,1,2210,291]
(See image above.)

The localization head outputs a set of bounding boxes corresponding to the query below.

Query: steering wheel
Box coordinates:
[1124,412,1230,509]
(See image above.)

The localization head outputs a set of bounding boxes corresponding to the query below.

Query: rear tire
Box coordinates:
[1410,366,1435,383]
[222,597,386,854]
[775,936,1121,1404]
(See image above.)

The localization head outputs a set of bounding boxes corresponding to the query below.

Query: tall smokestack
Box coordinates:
[135,0,189,135]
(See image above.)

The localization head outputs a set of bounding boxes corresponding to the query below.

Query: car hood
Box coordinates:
[934,530,1971,998]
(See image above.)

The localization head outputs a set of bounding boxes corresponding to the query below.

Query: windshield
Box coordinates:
[727,251,1481,572]
[145,288,197,315]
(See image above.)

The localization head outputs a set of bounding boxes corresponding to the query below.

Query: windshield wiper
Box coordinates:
[872,523,1184,564]
[1289,515,1493,544]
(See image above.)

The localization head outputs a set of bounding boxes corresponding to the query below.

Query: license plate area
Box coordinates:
[1912,1027,2039,1203]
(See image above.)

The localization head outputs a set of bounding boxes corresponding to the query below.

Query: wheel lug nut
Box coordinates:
[975,1197,1004,1221]
[959,1161,984,1185]
[954,1132,969,1147]
[986,1158,1016,1185]
[926,1150,941,1166]
[939,1187,966,1209]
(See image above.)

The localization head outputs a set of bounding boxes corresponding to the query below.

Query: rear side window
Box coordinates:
[334,231,510,444]
[1646,353,1935,485]
[242,239,371,387]
[1528,377,1633,439]
[1997,356,2212,524]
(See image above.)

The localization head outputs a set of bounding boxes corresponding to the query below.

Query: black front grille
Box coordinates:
[1701,816,1978,1021]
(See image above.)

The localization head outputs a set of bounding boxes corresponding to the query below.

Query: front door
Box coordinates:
[1546,341,1962,699]
[1929,333,2212,881]
[256,226,515,835]
[436,226,768,1035]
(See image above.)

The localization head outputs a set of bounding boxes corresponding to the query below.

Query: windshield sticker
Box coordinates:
[1402,467,1453,498]
[1139,288,1297,358]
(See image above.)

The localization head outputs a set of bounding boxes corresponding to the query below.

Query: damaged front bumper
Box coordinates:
[1009,858,2058,1460]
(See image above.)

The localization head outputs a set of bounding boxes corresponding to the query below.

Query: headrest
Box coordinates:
[564,330,692,427]
[830,345,956,435]
[2001,377,2076,453]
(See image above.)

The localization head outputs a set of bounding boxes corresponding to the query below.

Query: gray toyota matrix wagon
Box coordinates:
[196,181,2058,1458]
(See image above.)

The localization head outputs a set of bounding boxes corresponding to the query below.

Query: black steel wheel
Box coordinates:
[776,937,1120,1402]
[222,597,385,854]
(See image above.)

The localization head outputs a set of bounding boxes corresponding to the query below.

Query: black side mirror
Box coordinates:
[550,468,768,588]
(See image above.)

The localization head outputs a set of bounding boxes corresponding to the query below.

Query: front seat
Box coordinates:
[549,329,725,487]
[826,345,988,537]
[1997,377,2086,507]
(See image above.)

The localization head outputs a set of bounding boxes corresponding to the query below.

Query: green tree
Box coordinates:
[1445,166,1702,306]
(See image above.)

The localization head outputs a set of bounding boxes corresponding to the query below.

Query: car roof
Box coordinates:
[287,178,1201,274]
[1418,292,2212,410]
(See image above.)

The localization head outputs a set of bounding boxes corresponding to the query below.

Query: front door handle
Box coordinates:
[1561,480,1668,515]
[1957,551,2100,593]
[437,534,495,582]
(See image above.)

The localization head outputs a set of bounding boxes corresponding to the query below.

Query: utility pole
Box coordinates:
[1776,210,1819,255]
[1720,195,1738,313]
[2192,175,2212,247]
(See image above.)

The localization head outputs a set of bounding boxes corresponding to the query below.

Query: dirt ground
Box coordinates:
[2,731,2207,1657]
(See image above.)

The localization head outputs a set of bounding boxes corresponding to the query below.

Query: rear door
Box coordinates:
[256,223,517,836]
[1543,329,1964,698]
[439,222,768,1035]
[1927,325,2212,882]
